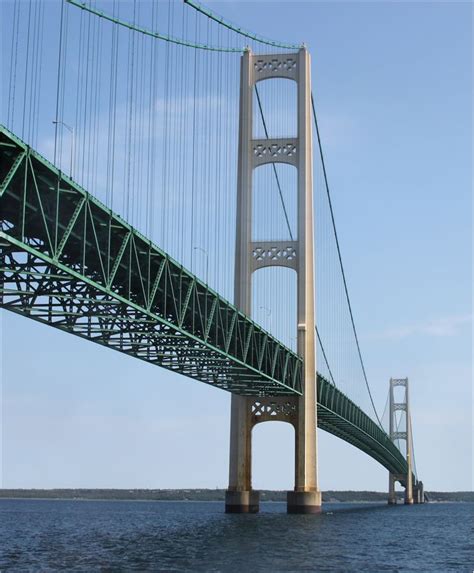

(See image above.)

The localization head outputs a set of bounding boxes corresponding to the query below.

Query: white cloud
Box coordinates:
[381,314,472,340]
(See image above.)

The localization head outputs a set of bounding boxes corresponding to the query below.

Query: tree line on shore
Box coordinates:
[0,489,472,502]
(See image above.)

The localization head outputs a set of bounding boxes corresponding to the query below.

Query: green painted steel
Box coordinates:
[66,0,242,53]
[0,125,410,478]
[183,0,301,51]
[317,376,409,479]
[0,125,302,396]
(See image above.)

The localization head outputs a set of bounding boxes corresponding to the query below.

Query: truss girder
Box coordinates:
[317,376,411,479]
[0,126,410,474]
[0,126,301,396]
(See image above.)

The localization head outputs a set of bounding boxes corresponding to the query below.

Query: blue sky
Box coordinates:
[1,1,472,492]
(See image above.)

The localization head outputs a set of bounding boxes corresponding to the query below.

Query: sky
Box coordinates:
[1,1,472,493]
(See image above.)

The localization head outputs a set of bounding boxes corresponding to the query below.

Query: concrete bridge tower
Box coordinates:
[388,377,414,505]
[225,48,321,514]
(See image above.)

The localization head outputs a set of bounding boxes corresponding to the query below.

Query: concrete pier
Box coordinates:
[287,491,322,514]
[225,490,260,513]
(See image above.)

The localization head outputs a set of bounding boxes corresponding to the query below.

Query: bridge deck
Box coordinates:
[0,125,408,477]
[0,126,301,396]
[317,377,408,477]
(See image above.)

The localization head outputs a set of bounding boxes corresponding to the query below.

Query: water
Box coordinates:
[0,499,472,572]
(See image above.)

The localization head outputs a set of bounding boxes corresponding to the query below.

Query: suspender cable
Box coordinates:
[254,82,336,385]
[311,92,382,427]
[21,0,33,140]
[254,85,294,241]
[7,0,19,128]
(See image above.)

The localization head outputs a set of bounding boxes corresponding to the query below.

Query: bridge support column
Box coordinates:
[225,396,259,513]
[225,48,257,514]
[388,473,397,505]
[388,378,414,506]
[226,47,321,515]
[287,48,321,514]
[413,480,424,504]
[388,383,397,505]
[404,379,414,505]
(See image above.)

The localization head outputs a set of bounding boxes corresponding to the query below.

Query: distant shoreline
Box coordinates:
[1,489,472,503]
[0,497,471,504]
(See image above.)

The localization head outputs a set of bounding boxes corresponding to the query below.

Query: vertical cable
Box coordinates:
[53,0,65,164]
[21,0,32,140]
[7,0,20,129]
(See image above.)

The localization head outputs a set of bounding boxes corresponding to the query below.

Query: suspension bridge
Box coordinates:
[0,0,424,513]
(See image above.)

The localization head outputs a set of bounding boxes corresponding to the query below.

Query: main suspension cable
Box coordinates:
[316,326,336,386]
[311,92,382,427]
[66,0,242,52]
[184,0,300,51]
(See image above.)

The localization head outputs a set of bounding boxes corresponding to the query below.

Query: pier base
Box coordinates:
[413,481,424,504]
[287,491,322,514]
[225,490,260,513]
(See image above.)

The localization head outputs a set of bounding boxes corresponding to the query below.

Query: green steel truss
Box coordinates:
[0,125,409,478]
[317,376,409,479]
[0,126,301,396]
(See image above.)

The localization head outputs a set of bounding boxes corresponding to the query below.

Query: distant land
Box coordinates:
[0,489,472,503]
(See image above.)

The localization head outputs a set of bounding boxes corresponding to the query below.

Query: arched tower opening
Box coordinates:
[252,421,295,492]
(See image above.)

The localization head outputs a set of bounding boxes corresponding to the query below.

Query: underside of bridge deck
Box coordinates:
[0,125,410,479]
[0,125,302,397]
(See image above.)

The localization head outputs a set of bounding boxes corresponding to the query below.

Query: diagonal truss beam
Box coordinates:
[0,125,302,396]
[0,125,409,475]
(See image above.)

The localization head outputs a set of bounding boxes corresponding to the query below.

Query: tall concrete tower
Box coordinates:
[388,377,414,505]
[225,48,321,514]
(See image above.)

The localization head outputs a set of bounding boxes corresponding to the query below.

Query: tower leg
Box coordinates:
[287,490,322,513]
[286,49,321,515]
[388,473,397,505]
[287,372,321,513]
[225,396,259,513]
[413,483,420,504]
[418,481,424,504]
[405,400,414,505]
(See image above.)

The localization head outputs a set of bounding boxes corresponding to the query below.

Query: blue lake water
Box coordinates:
[0,499,472,571]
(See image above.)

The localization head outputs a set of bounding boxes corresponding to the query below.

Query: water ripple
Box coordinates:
[0,500,472,572]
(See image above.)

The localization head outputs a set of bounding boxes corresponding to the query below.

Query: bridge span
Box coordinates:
[1,123,422,511]
[0,0,424,513]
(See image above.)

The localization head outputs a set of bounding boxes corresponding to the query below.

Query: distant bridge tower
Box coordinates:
[388,377,414,505]
[225,48,321,514]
